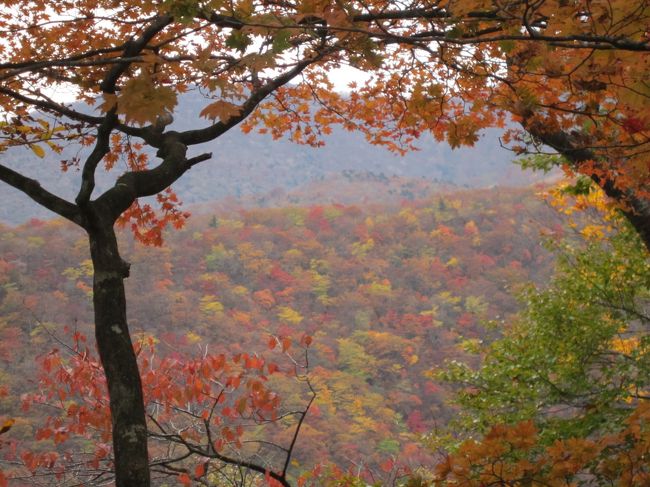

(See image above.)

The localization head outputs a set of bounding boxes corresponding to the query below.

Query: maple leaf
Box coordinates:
[199,100,243,123]
[115,73,177,125]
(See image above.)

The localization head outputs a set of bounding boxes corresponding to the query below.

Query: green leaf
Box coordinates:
[499,40,516,53]
[271,29,292,53]
[226,30,252,52]
[438,216,650,444]
[561,176,593,195]
[514,154,564,173]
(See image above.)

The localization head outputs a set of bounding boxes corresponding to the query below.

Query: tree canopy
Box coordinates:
[0,0,648,244]
[435,188,650,486]
[443,188,650,438]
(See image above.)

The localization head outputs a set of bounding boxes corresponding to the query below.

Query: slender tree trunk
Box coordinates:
[88,222,150,487]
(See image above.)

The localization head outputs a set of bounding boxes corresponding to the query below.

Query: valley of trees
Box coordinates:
[0,187,557,483]
[1,184,648,485]
[0,0,648,485]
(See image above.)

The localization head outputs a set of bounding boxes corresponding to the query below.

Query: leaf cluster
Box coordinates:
[441,216,650,443]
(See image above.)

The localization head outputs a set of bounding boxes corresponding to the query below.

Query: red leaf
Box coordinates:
[623,116,645,134]
[194,378,203,395]
[178,473,191,486]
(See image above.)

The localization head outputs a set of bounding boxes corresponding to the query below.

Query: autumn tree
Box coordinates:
[401,1,650,245]
[245,0,650,247]
[1,1,648,485]
[10,329,316,487]
[0,2,418,484]
[433,186,650,485]
[434,405,650,486]
[439,185,649,440]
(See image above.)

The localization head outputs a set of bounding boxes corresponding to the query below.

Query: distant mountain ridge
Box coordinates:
[0,91,545,225]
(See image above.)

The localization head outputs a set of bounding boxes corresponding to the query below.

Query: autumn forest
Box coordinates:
[0,0,649,485]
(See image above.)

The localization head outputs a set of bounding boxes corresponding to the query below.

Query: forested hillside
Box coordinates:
[1,0,648,484]
[0,186,560,481]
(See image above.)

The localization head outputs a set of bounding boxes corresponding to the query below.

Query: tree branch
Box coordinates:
[0,162,82,225]
[283,383,315,478]
[75,15,174,209]
[99,15,173,93]
[178,50,332,147]
[75,108,118,207]
[0,86,103,125]
[524,123,650,252]
[89,46,330,223]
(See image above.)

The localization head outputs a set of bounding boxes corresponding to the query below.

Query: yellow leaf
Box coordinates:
[241,52,276,71]
[30,144,45,158]
[200,295,224,314]
[447,256,459,267]
[186,331,202,344]
[367,279,392,296]
[0,418,15,435]
[581,224,605,240]
[115,73,177,125]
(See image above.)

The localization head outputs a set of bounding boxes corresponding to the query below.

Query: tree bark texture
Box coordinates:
[88,223,150,487]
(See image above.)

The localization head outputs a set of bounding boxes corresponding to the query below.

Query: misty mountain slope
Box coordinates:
[0,91,543,224]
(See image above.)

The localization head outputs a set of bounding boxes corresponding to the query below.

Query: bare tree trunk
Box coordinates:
[88,221,150,487]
